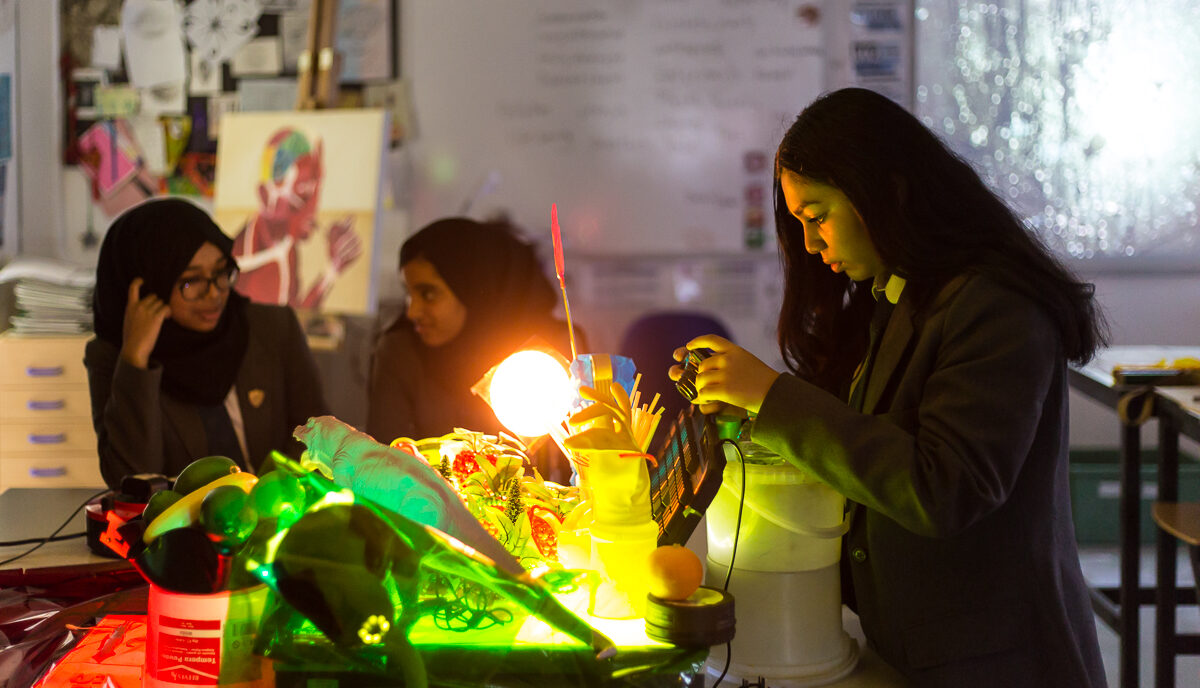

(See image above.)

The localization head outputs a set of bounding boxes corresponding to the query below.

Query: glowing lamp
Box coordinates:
[489,350,573,436]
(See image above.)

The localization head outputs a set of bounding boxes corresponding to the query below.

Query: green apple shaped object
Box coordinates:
[249,470,307,526]
[174,455,240,496]
[200,483,258,551]
[142,489,183,527]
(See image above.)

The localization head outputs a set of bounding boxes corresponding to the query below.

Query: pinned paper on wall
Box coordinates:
[95,85,140,118]
[261,0,307,10]
[213,109,389,314]
[231,36,283,77]
[337,0,393,81]
[238,78,297,112]
[363,80,415,146]
[91,25,123,70]
[207,93,241,139]
[141,82,187,116]
[77,120,140,197]
[70,68,106,119]
[189,52,222,95]
[279,11,308,72]
[129,115,167,175]
[121,0,187,88]
[184,0,263,62]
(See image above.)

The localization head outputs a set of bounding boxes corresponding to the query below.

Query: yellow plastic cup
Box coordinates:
[588,519,660,619]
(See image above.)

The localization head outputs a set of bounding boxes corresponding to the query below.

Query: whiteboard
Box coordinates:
[402,0,825,254]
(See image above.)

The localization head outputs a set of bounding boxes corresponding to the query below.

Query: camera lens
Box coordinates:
[675,349,710,401]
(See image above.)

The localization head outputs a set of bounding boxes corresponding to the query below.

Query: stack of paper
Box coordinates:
[0,258,95,335]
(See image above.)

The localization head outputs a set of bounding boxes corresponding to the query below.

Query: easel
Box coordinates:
[296,0,341,109]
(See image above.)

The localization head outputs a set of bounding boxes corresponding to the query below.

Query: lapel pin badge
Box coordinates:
[248,389,265,408]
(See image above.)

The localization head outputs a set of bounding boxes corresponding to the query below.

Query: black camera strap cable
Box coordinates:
[711,437,746,688]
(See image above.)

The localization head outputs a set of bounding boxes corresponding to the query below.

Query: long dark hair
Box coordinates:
[774,88,1106,392]
[393,217,561,386]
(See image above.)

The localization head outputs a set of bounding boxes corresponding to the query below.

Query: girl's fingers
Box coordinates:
[127,278,143,307]
[667,364,683,382]
[686,334,734,352]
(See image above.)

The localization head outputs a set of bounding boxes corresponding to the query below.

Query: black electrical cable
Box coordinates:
[0,532,87,547]
[718,438,747,593]
[0,489,108,568]
[711,438,748,687]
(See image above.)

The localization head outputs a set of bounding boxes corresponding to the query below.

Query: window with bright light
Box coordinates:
[914,1,1200,266]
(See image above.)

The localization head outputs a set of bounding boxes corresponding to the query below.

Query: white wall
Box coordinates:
[14,0,57,258]
[11,1,1199,454]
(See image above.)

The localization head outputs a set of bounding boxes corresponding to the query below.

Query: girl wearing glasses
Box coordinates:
[86,198,329,489]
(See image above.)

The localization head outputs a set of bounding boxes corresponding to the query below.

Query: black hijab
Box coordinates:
[93,198,250,405]
[393,217,564,403]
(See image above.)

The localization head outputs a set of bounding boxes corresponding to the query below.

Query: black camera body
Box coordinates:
[675,349,712,402]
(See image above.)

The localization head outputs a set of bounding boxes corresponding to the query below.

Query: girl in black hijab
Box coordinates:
[86,198,328,488]
[366,217,581,481]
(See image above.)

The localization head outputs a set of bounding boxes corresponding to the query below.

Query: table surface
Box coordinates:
[1073,345,1200,386]
[0,486,911,687]
[0,487,114,569]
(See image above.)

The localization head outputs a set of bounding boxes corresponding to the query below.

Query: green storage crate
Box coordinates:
[1069,450,1200,545]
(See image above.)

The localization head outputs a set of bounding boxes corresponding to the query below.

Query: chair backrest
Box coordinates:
[617,310,733,442]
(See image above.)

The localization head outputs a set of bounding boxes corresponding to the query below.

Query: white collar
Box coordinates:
[871,273,907,305]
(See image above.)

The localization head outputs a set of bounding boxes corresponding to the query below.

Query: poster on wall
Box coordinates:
[848,1,912,108]
[212,109,388,314]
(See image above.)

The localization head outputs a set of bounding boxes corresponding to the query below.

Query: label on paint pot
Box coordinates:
[154,615,222,684]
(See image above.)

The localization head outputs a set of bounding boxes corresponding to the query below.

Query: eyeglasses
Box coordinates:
[177,267,239,301]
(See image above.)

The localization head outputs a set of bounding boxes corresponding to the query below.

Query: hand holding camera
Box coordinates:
[669,335,781,416]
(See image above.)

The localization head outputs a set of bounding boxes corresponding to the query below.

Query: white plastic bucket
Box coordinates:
[705,562,858,686]
[706,456,847,572]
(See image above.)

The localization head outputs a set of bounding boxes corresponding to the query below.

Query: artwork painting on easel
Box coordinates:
[213,109,388,314]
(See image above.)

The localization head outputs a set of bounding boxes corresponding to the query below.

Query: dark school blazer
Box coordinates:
[752,274,1107,687]
[85,303,329,488]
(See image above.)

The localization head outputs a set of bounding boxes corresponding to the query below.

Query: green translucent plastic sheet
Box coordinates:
[241,426,707,687]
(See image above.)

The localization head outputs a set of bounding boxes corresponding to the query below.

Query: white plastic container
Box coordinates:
[706,448,848,573]
[705,440,857,686]
[705,563,858,686]
[143,583,272,688]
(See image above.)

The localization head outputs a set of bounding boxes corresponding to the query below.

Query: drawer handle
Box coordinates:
[28,433,67,445]
[27,399,67,411]
[29,467,68,478]
[26,365,65,378]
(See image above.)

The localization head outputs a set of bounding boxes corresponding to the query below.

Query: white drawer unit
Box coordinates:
[0,333,104,489]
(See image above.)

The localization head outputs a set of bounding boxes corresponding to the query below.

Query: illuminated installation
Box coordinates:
[489,350,574,437]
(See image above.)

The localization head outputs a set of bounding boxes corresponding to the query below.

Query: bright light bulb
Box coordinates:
[490,350,572,437]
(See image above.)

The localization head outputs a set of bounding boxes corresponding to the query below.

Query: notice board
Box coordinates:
[402,0,826,254]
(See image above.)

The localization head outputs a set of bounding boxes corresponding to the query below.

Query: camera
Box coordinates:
[675,349,712,402]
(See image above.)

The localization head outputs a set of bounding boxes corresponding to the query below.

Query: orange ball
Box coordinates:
[647,544,704,600]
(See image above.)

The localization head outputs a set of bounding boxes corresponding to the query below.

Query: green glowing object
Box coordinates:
[174,455,238,495]
[142,488,183,526]
[250,470,306,527]
[200,483,258,551]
